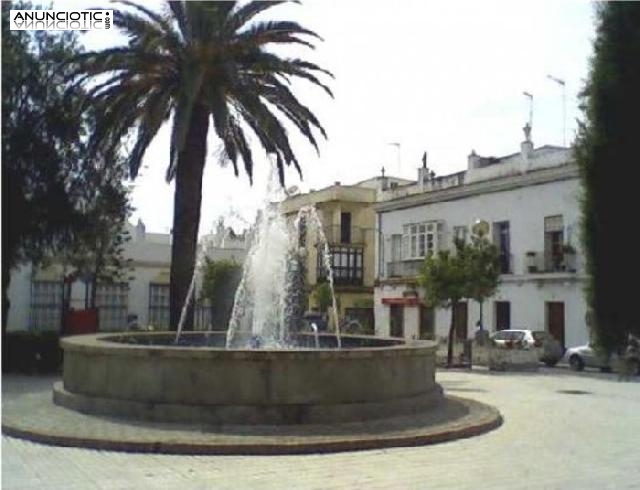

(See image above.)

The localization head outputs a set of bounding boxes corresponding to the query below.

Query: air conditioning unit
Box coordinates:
[525,251,538,273]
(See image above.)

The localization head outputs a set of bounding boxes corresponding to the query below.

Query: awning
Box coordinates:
[381,297,421,306]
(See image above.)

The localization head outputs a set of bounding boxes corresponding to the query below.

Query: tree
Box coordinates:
[575,3,640,354]
[200,258,242,330]
[418,243,468,367]
[64,153,134,312]
[313,282,333,314]
[463,231,501,331]
[2,2,87,332]
[68,1,333,331]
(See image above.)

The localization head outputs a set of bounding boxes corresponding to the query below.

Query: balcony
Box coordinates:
[317,225,366,245]
[386,259,424,278]
[317,244,364,286]
[524,251,577,274]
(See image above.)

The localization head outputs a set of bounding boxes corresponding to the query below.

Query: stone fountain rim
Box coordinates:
[60,331,437,360]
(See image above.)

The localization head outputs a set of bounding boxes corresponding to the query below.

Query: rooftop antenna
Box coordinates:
[388,142,401,175]
[547,74,566,147]
[523,91,533,130]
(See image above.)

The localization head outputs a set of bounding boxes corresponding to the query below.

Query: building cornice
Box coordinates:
[375,163,579,213]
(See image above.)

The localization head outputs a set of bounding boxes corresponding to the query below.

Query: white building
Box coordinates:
[6,218,249,332]
[374,126,589,350]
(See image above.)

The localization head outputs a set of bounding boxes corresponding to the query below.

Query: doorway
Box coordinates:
[546,302,565,350]
[453,302,468,341]
[390,305,404,338]
[495,301,511,331]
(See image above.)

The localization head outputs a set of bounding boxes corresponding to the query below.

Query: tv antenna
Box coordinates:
[547,74,566,146]
[523,91,533,129]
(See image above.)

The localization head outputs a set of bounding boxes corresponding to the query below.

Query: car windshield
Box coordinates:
[493,331,525,341]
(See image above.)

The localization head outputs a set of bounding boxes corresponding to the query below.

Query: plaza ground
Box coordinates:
[2,367,639,489]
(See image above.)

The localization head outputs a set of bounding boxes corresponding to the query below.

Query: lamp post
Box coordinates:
[547,74,566,147]
[471,219,490,332]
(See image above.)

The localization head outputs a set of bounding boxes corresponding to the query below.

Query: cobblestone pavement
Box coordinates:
[3,368,639,489]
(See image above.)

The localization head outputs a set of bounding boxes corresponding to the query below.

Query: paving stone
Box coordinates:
[2,368,639,488]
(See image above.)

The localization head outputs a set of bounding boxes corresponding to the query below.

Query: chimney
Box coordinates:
[418,151,429,185]
[468,150,481,170]
[380,166,388,190]
[135,218,146,241]
[521,123,533,159]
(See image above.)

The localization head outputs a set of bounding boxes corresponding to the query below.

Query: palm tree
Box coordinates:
[69,1,332,330]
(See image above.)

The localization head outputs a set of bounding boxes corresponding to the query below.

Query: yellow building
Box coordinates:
[280,176,411,333]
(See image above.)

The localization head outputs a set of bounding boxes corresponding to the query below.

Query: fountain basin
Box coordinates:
[55,332,442,425]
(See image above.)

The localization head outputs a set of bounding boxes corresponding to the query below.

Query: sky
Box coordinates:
[55,0,596,236]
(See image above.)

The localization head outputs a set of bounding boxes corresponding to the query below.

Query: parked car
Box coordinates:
[564,337,640,375]
[489,329,563,366]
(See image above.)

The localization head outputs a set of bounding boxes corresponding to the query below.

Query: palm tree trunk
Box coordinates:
[169,105,210,331]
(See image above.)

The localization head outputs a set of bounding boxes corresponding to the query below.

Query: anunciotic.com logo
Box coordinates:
[10,10,113,30]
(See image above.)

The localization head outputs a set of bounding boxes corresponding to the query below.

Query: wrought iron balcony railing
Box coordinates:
[316,225,367,245]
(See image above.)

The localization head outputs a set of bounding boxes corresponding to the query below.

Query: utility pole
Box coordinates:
[547,74,566,147]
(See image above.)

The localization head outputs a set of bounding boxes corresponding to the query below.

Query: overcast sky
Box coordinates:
[58,0,596,235]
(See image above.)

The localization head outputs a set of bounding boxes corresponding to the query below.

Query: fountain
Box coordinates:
[53,167,444,427]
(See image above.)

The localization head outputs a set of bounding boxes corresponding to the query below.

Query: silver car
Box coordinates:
[564,340,640,375]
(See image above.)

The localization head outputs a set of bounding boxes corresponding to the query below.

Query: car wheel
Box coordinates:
[569,355,584,371]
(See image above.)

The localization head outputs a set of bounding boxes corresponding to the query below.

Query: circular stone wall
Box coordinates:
[55,332,442,425]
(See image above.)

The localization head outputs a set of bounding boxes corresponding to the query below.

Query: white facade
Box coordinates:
[6,218,249,332]
[374,131,589,349]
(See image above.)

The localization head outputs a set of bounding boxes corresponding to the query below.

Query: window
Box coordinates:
[340,212,352,243]
[317,245,363,286]
[453,226,468,245]
[30,280,63,330]
[148,283,170,329]
[402,221,440,259]
[96,283,128,330]
[544,215,564,271]
[492,221,511,273]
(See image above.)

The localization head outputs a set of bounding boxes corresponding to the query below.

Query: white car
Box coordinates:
[564,341,640,375]
[490,329,536,349]
[490,329,564,366]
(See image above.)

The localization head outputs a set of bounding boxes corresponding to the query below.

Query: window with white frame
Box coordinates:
[402,221,441,259]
